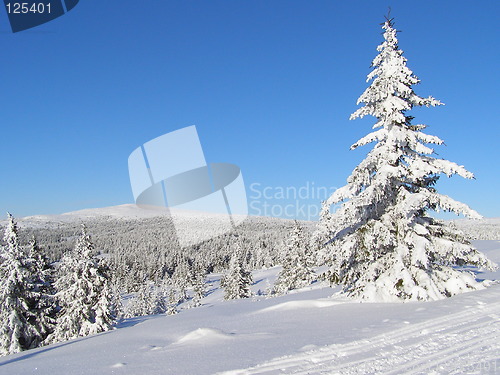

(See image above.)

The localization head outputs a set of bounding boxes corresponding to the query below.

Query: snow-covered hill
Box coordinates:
[0,207,303,266]
[452,217,500,241]
[0,241,498,375]
[8,204,172,228]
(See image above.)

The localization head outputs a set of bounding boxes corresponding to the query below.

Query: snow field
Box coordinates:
[221,289,500,374]
[0,241,498,375]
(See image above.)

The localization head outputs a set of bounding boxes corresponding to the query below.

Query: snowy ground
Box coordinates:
[0,240,499,375]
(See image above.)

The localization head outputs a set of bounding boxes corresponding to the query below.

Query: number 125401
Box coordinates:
[6,2,52,14]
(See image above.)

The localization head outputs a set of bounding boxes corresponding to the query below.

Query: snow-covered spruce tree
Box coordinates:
[91,259,118,332]
[166,287,179,315]
[222,243,253,300]
[171,256,192,303]
[47,226,116,343]
[273,221,315,295]
[24,237,56,348]
[108,279,124,321]
[317,17,496,302]
[0,214,38,355]
[190,263,207,308]
[125,282,166,317]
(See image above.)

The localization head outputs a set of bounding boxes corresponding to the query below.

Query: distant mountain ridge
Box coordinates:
[12,204,500,222]
[452,217,500,241]
[16,204,172,224]
[1,204,498,240]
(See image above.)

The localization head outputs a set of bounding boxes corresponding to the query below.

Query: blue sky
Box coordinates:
[0,0,498,219]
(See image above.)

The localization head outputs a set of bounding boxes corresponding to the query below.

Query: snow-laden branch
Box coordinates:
[428,158,475,179]
[350,129,387,150]
[415,132,444,145]
[429,193,482,219]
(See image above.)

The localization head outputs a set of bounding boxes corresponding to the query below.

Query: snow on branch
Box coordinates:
[431,193,482,219]
[415,132,444,145]
[350,129,387,150]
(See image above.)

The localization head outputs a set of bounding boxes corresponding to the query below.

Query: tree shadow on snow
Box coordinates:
[454,265,497,283]
[115,315,152,329]
[0,334,97,367]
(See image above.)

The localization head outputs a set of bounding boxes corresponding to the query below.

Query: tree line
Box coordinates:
[0,214,317,357]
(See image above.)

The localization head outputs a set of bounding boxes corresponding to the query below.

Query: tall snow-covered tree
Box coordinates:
[222,243,253,300]
[0,214,36,355]
[24,237,56,348]
[317,17,496,302]
[47,226,116,343]
[274,221,315,295]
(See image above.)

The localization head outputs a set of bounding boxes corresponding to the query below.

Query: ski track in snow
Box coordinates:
[221,299,500,375]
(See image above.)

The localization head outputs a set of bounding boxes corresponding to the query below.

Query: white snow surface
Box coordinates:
[0,241,499,375]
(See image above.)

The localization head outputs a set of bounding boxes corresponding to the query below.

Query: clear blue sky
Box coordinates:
[0,0,498,219]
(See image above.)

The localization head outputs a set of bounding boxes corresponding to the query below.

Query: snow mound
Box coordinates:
[110,362,126,368]
[256,298,340,313]
[174,328,234,345]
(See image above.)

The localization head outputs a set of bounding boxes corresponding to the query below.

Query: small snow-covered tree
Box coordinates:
[222,244,252,300]
[125,282,166,317]
[274,221,315,295]
[0,214,37,355]
[190,263,206,307]
[171,256,192,302]
[89,259,117,334]
[47,226,116,343]
[317,17,496,302]
[166,287,179,315]
[108,279,124,322]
